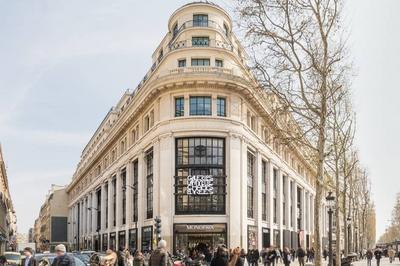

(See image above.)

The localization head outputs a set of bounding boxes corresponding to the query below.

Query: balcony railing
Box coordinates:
[171,20,228,44]
[169,66,234,76]
[168,39,233,52]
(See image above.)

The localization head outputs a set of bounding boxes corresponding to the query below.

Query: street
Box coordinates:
[353,258,400,266]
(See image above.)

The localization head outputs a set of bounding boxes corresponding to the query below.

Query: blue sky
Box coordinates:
[0,0,399,239]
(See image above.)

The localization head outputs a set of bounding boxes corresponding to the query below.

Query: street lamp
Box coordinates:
[347,217,352,254]
[326,191,335,266]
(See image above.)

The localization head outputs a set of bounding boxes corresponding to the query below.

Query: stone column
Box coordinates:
[116,170,122,230]
[256,149,263,249]
[278,169,283,248]
[107,178,113,236]
[268,161,275,246]
[91,191,96,236]
[137,150,145,249]
[126,162,133,230]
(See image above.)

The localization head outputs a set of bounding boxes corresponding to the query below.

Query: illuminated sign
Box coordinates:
[187,175,214,195]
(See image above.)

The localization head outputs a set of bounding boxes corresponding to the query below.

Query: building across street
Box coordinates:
[66,1,331,253]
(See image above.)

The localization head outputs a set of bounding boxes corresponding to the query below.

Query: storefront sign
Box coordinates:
[187,175,214,195]
[186,224,214,230]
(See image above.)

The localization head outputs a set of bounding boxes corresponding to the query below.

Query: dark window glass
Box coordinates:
[128,229,137,251]
[178,59,186,67]
[146,150,153,219]
[262,193,267,221]
[273,168,278,224]
[247,151,255,218]
[175,97,184,117]
[175,137,226,214]
[190,96,211,116]
[133,160,138,223]
[96,189,101,231]
[191,58,210,66]
[173,23,179,38]
[105,184,108,229]
[192,37,209,46]
[193,14,208,27]
[121,169,126,225]
[141,226,153,251]
[223,24,229,36]
[215,59,223,67]
[217,97,226,117]
[112,177,116,227]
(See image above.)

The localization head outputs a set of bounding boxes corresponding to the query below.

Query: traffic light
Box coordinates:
[154,216,162,242]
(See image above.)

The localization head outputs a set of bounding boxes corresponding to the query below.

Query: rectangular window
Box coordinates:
[262,193,267,221]
[192,36,209,46]
[282,175,287,226]
[190,96,211,116]
[223,24,229,37]
[217,97,226,117]
[191,58,210,66]
[273,168,278,224]
[121,169,126,225]
[96,189,101,231]
[105,184,108,229]
[175,97,184,117]
[173,23,179,38]
[133,160,139,223]
[141,226,153,252]
[262,160,267,221]
[146,150,153,219]
[247,151,255,218]
[112,177,116,227]
[178,59,186,67]
[175,137,226,214]
[193,14,208,27]
[215,59,223,67]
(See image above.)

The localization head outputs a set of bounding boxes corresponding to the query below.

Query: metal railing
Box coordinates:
[169,66,234,76]
[168,39,233,52]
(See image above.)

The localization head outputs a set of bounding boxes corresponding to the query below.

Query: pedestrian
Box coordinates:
[290,249,296,262]
[389,247,396,263]
[282,248,291,266]
[266,247,277,266]
[374,247,382,266]
[229,247,244,266]
[211,246,229,266]
[323,248,328,261]
[0,256,8,266]
[366,249,373,266]
[254,249,260,265]
[296,247,305,266]
[22,247,38,266]
[117,247,126,266]
[275,248,281,265]
[52,244,75,266]
[103,249,118,266]
[148,239,173,266]
[132,251,144,266]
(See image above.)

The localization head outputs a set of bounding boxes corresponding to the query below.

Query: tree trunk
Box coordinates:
[343,181,348,257]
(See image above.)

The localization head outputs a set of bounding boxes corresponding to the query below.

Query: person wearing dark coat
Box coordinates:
[366,249,373,266]
[266,247,277,266]
[296,247,306,266]
[52,244,75,266]
[210,247,229,266]
[22,247,38,266]
[282,248,291,266]
[374,248,383,266]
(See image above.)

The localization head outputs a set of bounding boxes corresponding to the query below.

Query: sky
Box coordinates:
[0,0,399,239]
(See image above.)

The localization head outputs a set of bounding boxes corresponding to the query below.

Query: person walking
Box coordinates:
[148,239,173,266]
[323,248,328,261]
[0,256,8,266]
[103,249,118,266]
[366,249,373,266]
[282,248,291,266]
[266,247,277,266]
[22,247,38,266]
[296,247,306,266]
[389,247,396,263]
[210,246,229,266]
[374,247,383,266]
[132,251,145,266]
[52,244,75,266]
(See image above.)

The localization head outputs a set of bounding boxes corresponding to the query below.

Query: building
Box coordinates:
[67,1,326,253]
[0,144,17,253]
[33,185,68,252]
[28,228,34,243]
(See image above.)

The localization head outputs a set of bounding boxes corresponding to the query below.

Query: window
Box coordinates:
[223,23,229,37]
[215,59,224,67]
[146,150,153,219]
[175,137,226,214]
[190,96,211,116]
[247,151,255,218]
[105,184,108,228]
[217,97,226,117]
[193,14,208,27]
[178,59,186,67]
[112,177,116,227]
[290,181,294,227]
[282,175,287,226]
[191,58,210,66]
[192,36,209,46]
[262,160,267,221]
[173,23,179,38]
[133,160,138,223]
[121,169,126,225]
[175,97,184,117]
[96,189,101,231]
[273,168,278,224]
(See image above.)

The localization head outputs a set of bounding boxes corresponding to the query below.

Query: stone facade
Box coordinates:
[66,2,328,253]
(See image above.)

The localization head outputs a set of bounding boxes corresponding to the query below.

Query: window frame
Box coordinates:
[189,96,212,116]
[175,97,185,117]
[217,97,226,117]
[191,58,210,66]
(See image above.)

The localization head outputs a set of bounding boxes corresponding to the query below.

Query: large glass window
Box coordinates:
[175,137,226,214]
[121,169,126,225]
[128,229,137,252]
[273,169,278,224]
[190,96,211,116]
[215,59,224,67]
[247,151,255,218]
[175,97,185,117]
[133,160,138,223]
[178,59,186,68]
[262,160,267,221]
[192,37,209,46]
[141,226,153,252]
[96,189,101,231]
[105,184,108,229]
[217,97,226,117]
[191,58,210,66]
[193,14,208,27]
[146,150,153,219]
[112,177,116,227]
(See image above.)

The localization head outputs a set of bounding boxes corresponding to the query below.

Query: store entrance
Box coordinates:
[173,224,227,254]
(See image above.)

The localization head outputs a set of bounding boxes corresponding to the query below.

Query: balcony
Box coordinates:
[171,20,228,43]
[169,66,233,76]
[168,39,233,52]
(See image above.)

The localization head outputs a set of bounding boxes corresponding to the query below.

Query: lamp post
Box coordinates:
[326,191,335,266]
[347,217,352,254]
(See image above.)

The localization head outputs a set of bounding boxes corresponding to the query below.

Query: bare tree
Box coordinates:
[326,95,355,266]
[236,0,350,264]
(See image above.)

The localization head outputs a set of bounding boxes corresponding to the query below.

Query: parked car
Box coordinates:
[35,253,86,266]
[4,252,21,266]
